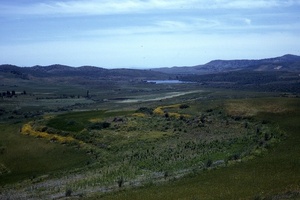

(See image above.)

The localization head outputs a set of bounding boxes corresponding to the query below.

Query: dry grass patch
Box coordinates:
[132,113,146,117]
[89,118,103,123]
[225,98,290,118]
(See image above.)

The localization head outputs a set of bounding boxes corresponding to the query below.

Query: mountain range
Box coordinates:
[1,54,300,81]
[0,64,168,81]
[152,54,300,74]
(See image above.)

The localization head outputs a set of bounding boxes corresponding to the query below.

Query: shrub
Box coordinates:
[67,120,76,125]
[0,146,6,154]
[229,153,240,160]
[264,133,270,141]
[164,112,169,118]
[65,188,72,197]
[117,177,124,188]
[179,104,189,109]
[88,122,111,130]
[137,107,154,115]
[164,171,169,179]
[206,159,213,168]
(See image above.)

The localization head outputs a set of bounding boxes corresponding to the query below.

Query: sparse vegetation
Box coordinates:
[98,98,300,200]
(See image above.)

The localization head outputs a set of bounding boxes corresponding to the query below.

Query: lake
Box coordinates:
[146,80,193,84]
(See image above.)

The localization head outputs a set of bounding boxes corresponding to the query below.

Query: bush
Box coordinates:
[117,177,124,188]
[229,153,240,160]
[206,159,213,168]
[137,107,154,115]
[65,188,72,197]
[67,120,76,125]
[0,146,6,154]
[164,171,169,179]
[264,133,270,141]
[164,112,169,118]
[179,104,189,109]
[88,122,111,130]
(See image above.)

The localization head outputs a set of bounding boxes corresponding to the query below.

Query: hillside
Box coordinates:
[0,64,169,82]
[1,54,300,80]
[152,54,300,74]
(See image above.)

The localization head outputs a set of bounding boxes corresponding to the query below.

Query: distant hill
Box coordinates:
[0,64,169,82]
[152,54,300,74]
[1,54,300,88]
[2,54,300,79]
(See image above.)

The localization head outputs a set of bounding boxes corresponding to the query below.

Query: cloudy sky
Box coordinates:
[1,0,300,68]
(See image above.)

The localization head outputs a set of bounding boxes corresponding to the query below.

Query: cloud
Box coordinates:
[81,18,223,37]
[244,18,252,25]
[210,0,300,9]
[2,0,300,16]
[224,1,280,9]
[2,0,196,16]
[81,14,300,38]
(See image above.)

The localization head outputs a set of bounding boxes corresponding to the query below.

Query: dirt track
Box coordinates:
[118,90,202,103]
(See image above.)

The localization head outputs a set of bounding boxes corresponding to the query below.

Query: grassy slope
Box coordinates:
[99,98,300,200]
[0,122,89,185]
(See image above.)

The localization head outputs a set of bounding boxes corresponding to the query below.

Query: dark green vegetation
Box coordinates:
[0,123,88,185]
[179,71,300,93]
[0,56,299,199]
[29,102,279,175]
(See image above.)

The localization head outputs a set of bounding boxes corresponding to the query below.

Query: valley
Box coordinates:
[0,55,299,199]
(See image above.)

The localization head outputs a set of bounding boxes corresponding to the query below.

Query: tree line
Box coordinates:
[0,90,26,98]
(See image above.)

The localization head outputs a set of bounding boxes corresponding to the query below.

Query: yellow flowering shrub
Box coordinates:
[169,112,181,118]
[153,104,190,119]
[165,104,181,109]
[132,113,146,117]
[89,118,102,123]
[21,123,76,144]
[153,106,164,115]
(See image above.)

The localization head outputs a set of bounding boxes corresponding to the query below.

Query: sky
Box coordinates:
[0,0,300,68]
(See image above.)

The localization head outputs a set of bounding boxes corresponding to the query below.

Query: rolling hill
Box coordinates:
[152,54,300,74]
[0,64,169,82]
[1,54,299,93]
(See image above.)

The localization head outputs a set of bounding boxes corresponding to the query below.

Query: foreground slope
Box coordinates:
[98,98,300,200]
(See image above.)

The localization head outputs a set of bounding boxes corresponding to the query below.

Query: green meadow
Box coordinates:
[0,123,89,185]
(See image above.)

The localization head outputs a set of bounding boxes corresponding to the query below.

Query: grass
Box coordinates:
[92,97,300,200]
[46,110,133,132]
[0,122,89,185]
[1,78,298,199]
[225,97,293,118]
